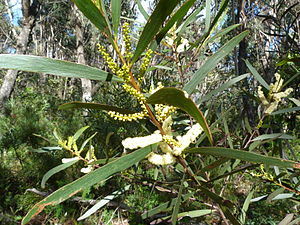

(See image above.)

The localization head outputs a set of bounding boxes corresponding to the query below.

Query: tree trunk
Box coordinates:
[235,0,255,125]
[74,4,92,102]
[0,0,39,109]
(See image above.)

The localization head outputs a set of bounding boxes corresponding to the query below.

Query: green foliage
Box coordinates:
[0,0,299,224]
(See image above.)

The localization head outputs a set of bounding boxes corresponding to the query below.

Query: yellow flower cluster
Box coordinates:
[97,44,131,82]
[155,104,177,123]
[122,84,146,102]
[122,23,133,59]
[162,135,180,147]
[107,104,148,121]
[258,73,293,115]
[97,44,118,73]
[138,49,153,82]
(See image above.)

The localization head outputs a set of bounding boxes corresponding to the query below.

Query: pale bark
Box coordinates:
[74,4,92,102]
[0,0,39,109]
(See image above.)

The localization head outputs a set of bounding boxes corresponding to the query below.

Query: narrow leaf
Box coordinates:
[185,147,300,169]
[278,214,294,225]
[194,0,229,48]
[73,126,89,142]
[147,87,213,145]
[289,98,300,106]
[271,107,300,115]
[176,6,203,34]
[111,0,121,35]
[266,188,284,203]
[272,193,294,200]
[141,193,193,219]
[0,54,121,82]
[288,217,300,225]
[22,145,153,225]
[245,59,270,90]
[206,24,241,44]
[72,0,113,42]
[156,0,196,43]
[239,190,254,224]
[252,133,296,141]
[197,186,240,225]
[59,101,136,114]
[198,74,249,103]
[205,0,211,32]
[41,158,79,189]
[132,0,181,63]
[171,174,185,225]
[135,0,149,20]
[184,31,249,94]
[175,209,214,218]
[78,185,130,220]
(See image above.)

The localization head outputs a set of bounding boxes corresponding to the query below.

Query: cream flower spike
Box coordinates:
[122,131,162,150]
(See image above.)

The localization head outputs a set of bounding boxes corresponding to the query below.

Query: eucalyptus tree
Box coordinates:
[0,0,40,109]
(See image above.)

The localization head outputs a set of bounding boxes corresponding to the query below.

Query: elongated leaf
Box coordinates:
[175,209,214,218]
[162,209,215,220]
[272,193,294,200]
[250,195,268,202]
[73,126,89,142]
[239,190,254,224]
[289,217,300,225]
[148,65,173,71]
[184,31,249,94]
[32,147,62,153]
[41,158,79,189]
[111,0,121,36]
[245,59,270,90]
[289,98,300,106]
[252,133,296,141]
[171,174,185,225]
[266,188,284,203]
[271,107,300,115]
[176,6,203,34]
[194,0,229,48]
[0,54,121,82]
[147,87,213,145]
[197,186,240,225]
[198,74,249,103]
[185,147,300,169]
[72,0,113,42]
[206,24,241,44]
[78,185,130,220]
[132,0,181,63]
[156,0,196,43]
[59,101,136,114]
[205,0,211,32]
[278,214,294,225]
[141,193,193,219]
[281,72,300,89]
[135,0,149,20]
[22,145,153,225]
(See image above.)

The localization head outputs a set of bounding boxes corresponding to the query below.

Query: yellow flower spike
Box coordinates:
[97,44,119,73]
[107,109,148,122]
[138,49,153,82]
[122,84,146,102]
[122,22,133,59]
